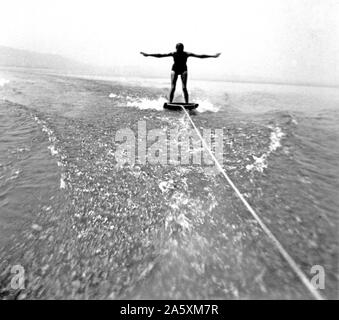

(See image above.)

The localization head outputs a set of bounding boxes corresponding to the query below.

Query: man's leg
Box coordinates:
[181,72,189,103]
[169,71,178,103]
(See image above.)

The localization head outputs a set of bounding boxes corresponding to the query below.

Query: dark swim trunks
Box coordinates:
[172,51,188,74]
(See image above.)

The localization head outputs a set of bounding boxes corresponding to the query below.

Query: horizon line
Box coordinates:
[1,65,339,90]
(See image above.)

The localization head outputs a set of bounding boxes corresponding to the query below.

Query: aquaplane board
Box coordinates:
[163,102,199,110]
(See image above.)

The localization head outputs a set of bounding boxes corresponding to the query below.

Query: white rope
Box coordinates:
[181,106,325,300]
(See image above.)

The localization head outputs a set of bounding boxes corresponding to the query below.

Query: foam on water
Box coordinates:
[0,79,10,87]
[246,126,285,173]
[268,126,285,152]
[108,93,118,98]
[159,172,217,244]
[0,78,10,87]
[109,92,220,113]
[126,96,168,111]
[33,115,66,189]
[60,174,66,189]
[159,180,174,193]
[195,99,220,113]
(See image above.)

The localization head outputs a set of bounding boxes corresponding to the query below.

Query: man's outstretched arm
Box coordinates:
[140,52,173,58]
[188,52,221,58]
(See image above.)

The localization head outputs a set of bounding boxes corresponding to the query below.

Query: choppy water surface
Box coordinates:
[0,68,338,299]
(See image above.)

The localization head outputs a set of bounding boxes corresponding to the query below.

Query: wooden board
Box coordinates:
[163,102,199,110]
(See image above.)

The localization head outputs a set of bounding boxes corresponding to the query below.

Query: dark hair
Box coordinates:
[176,43,184,52]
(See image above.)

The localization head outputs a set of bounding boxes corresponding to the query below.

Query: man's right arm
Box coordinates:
[140,52,173,58]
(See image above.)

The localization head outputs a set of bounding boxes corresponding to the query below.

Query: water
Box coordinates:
[0,68,338,299]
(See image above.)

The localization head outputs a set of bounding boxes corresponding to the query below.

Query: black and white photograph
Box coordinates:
[0,0,338,304]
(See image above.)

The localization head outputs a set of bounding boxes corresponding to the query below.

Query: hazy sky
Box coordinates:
[1,0,338,85]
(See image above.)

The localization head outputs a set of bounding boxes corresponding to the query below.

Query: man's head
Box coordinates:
[176,43,184,52]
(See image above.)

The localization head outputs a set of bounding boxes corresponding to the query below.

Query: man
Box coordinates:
[140,43,221,103]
